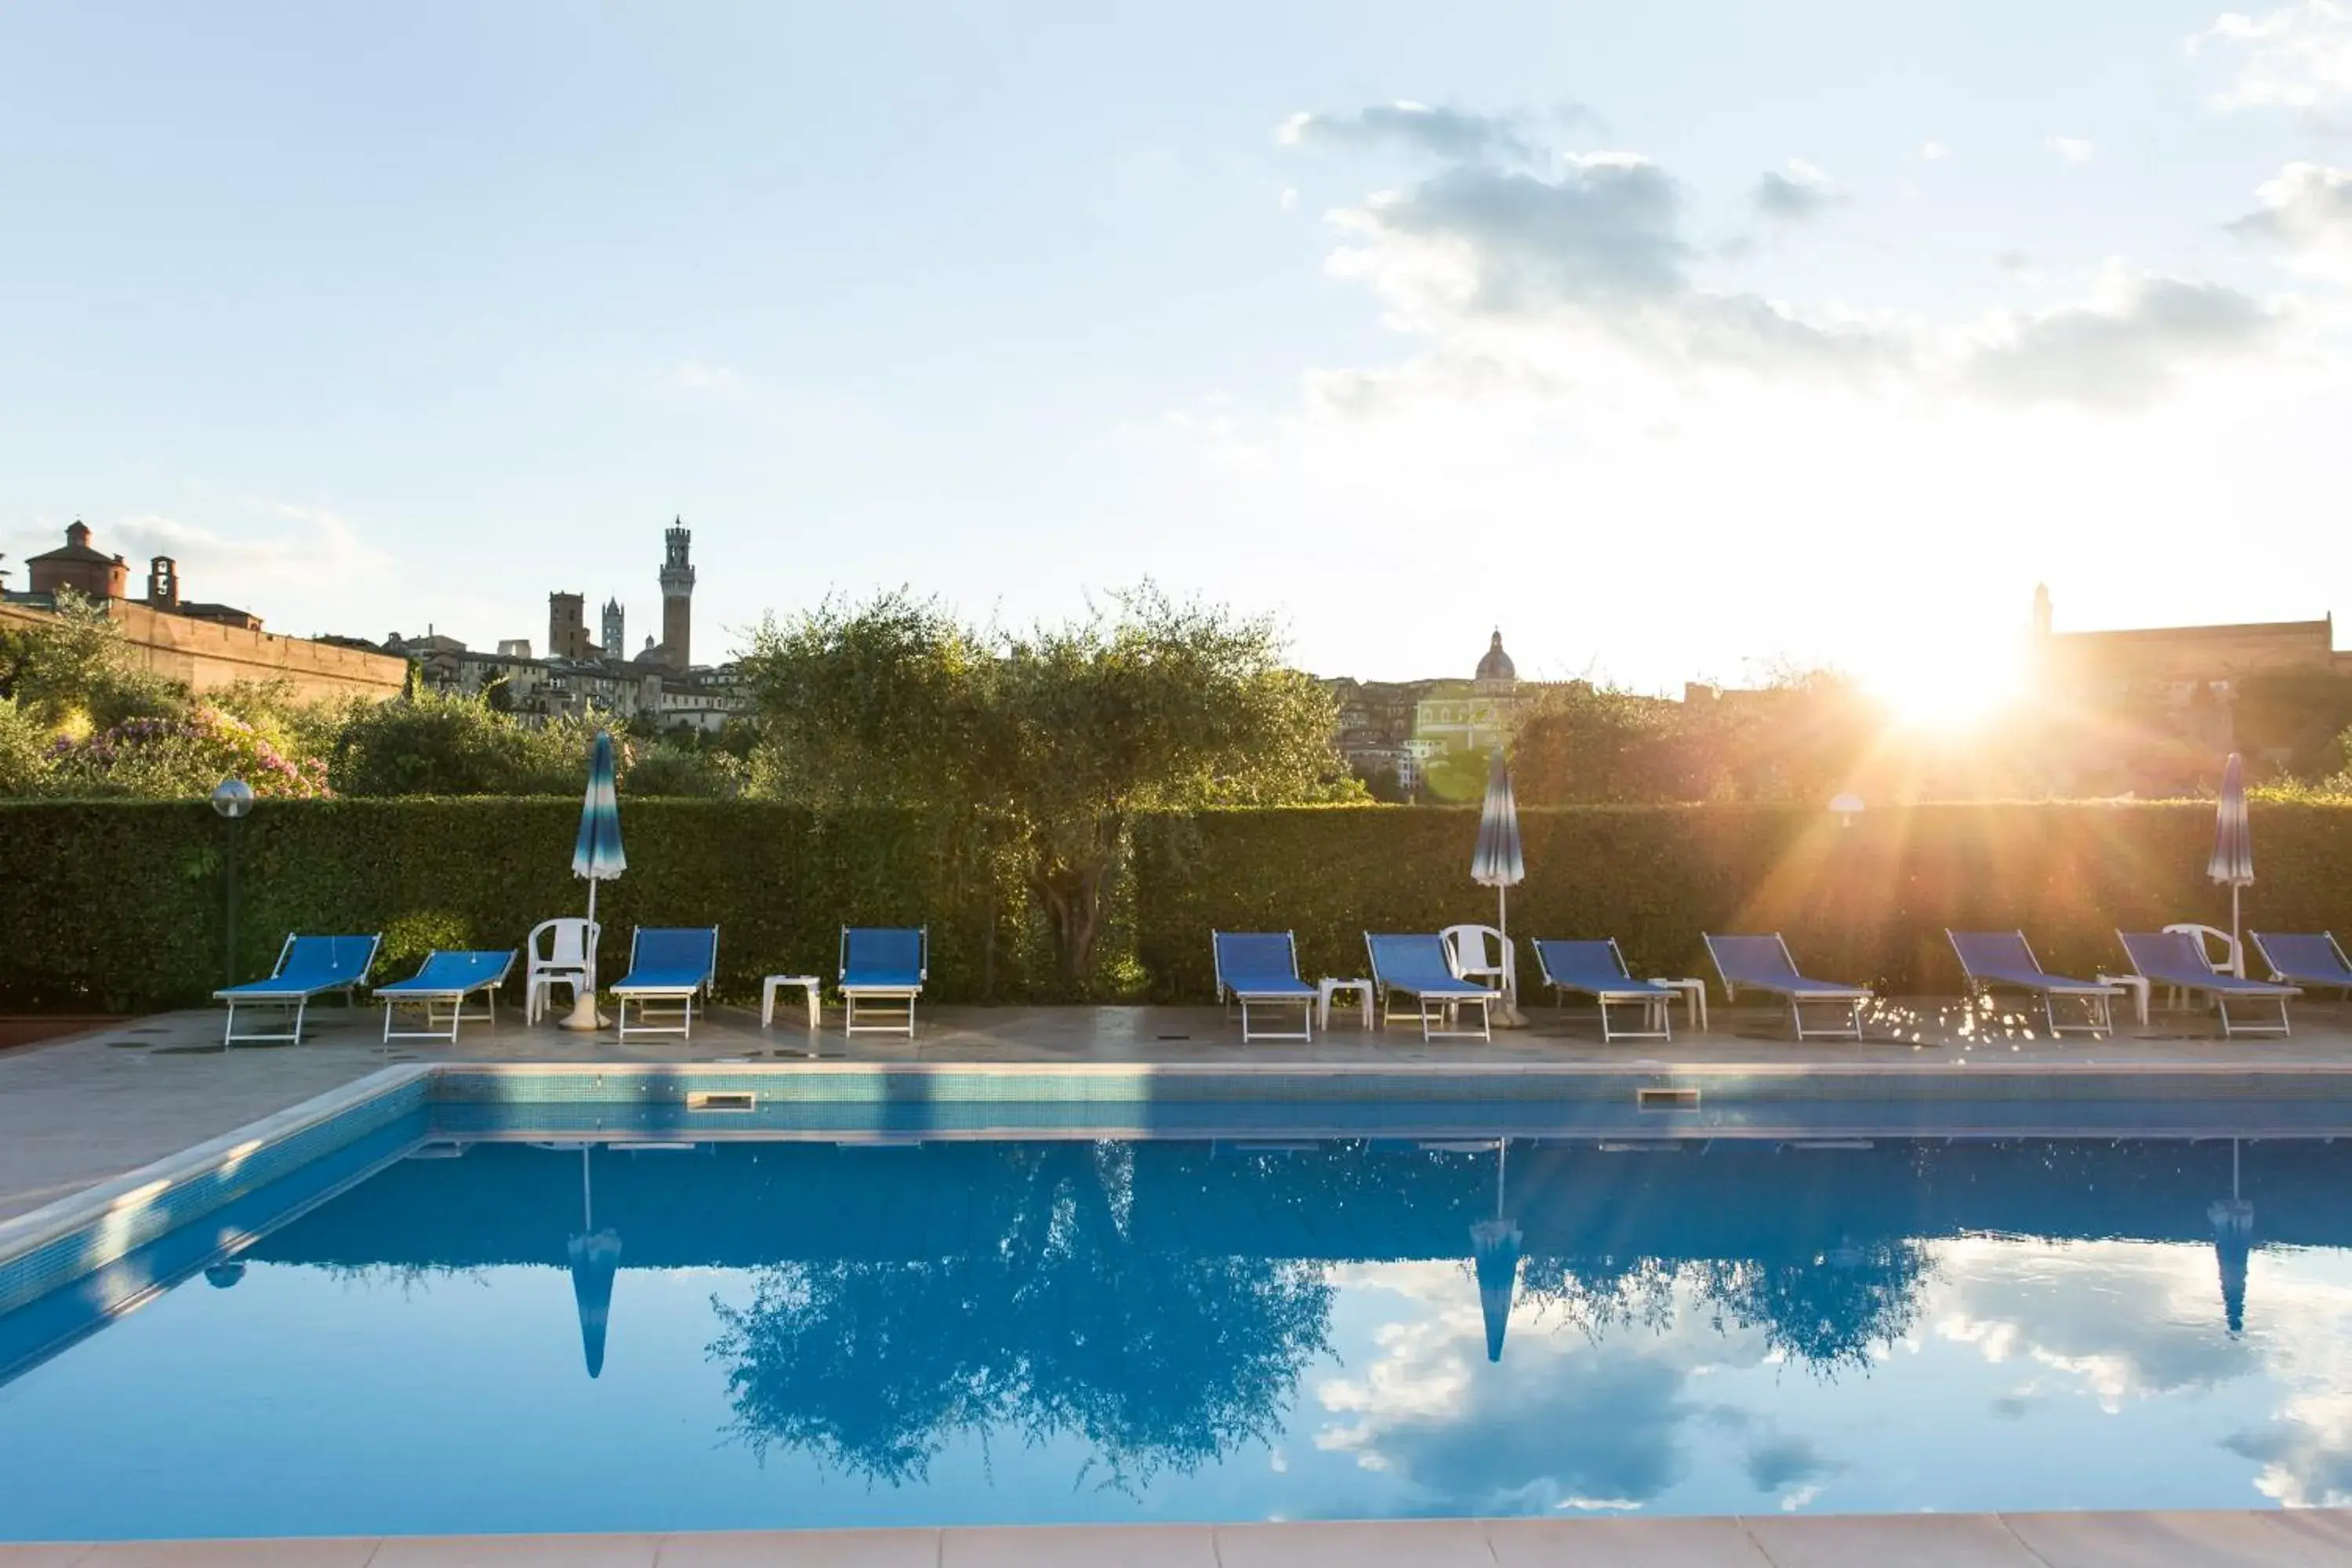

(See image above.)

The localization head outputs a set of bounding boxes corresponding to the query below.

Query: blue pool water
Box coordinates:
[4,1120,2350,1537]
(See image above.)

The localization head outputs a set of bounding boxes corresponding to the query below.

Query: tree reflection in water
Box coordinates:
[708,1142,1335,1487]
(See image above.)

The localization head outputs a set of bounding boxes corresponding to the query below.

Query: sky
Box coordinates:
[2,1,2350,699]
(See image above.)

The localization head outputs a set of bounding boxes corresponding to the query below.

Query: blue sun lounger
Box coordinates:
[213,933,383,1048]
[1530,938,1678,1043]
[2251,931,2352,1001]
[2120,929,2299,1038]
[1366,932,1494,1041]
[1947,930,2116,1037]
[609,927,719,1041]
[1704,933,1872,1041]
[840,926,927,1036]
[1213,931,1319,1042]
[376,949,517,1044]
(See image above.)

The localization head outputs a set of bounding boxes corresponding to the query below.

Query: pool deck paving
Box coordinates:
[10,1511,2352,1565]
[9,996,2352,1564]
[6,994,2352,1224]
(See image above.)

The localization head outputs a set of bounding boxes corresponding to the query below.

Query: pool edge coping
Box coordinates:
[0,1064,428,1270]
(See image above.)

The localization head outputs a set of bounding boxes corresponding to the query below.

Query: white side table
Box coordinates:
[2097,974,2151,1028]
[1650,977,1709,1034]
[761,974,823,1030]
[1319,977,1375,1032]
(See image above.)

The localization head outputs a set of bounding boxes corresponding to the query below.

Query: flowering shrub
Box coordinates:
[45,705,329,800]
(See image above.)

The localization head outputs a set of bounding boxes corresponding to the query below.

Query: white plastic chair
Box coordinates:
[525,918,601,1024]
[1439,924,1517,1001]
[2160,921,2241,1005]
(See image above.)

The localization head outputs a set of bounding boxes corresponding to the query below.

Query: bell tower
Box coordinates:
[659,520,695,670]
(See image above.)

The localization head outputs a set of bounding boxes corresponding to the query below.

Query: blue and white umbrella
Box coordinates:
[1472,750,1526,1018]
[2209,1138,2253,1337]
[562,730,627,1029]
[2209,752,2252,976]
[1470,1138,1520,1363]
[566,1145,622,1378]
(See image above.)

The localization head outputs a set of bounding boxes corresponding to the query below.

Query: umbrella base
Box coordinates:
[557,993,609,1032]
[1491,1000,1530,1029]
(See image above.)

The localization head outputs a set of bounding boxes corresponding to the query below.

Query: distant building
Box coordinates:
[548,592,599,661]
[3,520,404,703]
[2029,583,2352,791]
[379,521,742,732]
[2034,583,2350,697]
[1323,630,1535,793]
[659,521,695,670]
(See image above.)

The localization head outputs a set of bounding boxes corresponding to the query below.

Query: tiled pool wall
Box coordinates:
[0,1071,428,1317]
[18,1058,2352,1327]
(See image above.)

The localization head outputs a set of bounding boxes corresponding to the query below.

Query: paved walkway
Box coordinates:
[9,1509,2352,1564]
[5,996,2351,1223]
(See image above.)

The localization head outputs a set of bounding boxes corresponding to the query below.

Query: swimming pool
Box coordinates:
[2,1108,2348,1538]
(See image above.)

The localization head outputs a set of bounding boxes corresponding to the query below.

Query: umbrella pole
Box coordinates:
[561,880,607,1030]
[2231,884,2243,977]
[1494,883,1526,1027]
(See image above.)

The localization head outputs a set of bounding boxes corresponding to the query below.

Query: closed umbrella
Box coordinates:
[567,1145,622,1378]
[1469,1139,1520,1363]
[561,730,627,1030]
[2209,1138,2254,1337]
[1472,750,1526,1025]
[2209,753,2253,978]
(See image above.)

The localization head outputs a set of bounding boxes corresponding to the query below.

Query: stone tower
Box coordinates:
[659,520,695,670]
[549,592,593,659]
[601,598,625,662]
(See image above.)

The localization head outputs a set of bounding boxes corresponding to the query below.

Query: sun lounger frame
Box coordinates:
[212,933,383,1049]
[1704,933,1872,1042]
[1365,933,1494,1042]
[1531,938,1675,1043]
[840,926,927,1037]
[2119,929,2298,1039]
[1213,931,1318,1043]
[1946,929,2115,1038]
[2250,931,2352,1002]
[610,926,720,1041]
[378,949,518,1044]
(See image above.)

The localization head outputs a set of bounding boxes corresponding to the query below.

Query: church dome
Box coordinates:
[1475,630,1515,684]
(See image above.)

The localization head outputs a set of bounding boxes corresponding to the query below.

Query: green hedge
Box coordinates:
[7,800,2352,1013]
[0,800,1027,1013]
[1131,803,2352,1000]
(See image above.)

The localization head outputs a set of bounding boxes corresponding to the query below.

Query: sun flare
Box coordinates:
[1863,644,2027,731]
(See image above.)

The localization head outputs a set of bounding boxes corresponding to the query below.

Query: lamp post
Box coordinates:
[211,778,255,989]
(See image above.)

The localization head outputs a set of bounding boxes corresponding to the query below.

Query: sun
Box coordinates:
[1861,644,2026,731]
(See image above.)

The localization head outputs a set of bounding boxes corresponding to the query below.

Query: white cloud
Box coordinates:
[1962,267,2274,408]
[2049,136,2098,165]
[82,501,410,637]
[1277,103,1537,165]
[111,505,390,603]
[1319,153,1900,383]
[1918,140,1952,162]
[2195,1,2352,120]
[2233,162,2352,278]
[1752,159,1846,223]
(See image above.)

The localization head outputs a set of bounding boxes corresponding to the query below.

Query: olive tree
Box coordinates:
[742,584,1359,987]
